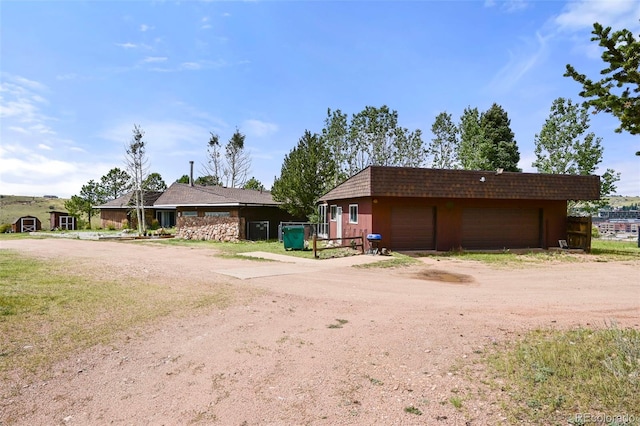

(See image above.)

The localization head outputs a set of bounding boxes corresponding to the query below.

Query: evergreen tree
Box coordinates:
[142,172,167,192]
[272,131,336,219]
[480,103,521,172]
[458,104,520,171]
[243,177,265,191]
[99,167,131,200]
[565,21,640,136]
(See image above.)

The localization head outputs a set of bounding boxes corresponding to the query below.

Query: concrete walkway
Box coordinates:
[215,251,390,279]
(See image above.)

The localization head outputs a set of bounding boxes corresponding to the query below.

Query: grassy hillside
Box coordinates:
[0,195,69,228]
[606,196,640,209]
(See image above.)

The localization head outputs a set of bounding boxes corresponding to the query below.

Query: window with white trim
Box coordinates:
[182,211,197,217]
[205,211,230,217]
[330,205,338,221]
[349,204,358,224]
[317,204,328,237]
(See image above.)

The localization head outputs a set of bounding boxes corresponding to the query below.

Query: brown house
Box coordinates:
[318,166,600,251]
[96,191,164,230]
[153,183,299,241]
[97,183,299,240]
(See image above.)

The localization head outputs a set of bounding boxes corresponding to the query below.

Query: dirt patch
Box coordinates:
[414,268,475,285]
[0,238,638,425]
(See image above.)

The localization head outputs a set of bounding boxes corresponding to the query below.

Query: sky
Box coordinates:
[1,0,639,198]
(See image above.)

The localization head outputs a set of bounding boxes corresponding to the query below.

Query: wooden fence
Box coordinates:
[567,216,592,252]
[312,234,365,258]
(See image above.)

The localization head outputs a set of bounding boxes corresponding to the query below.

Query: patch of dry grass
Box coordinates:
[0,249,237,382]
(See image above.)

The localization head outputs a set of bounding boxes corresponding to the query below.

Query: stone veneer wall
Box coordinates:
[176,216,244,241]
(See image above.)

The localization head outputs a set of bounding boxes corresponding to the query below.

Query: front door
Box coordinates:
[59,216,75,230]
[336,207,342,243]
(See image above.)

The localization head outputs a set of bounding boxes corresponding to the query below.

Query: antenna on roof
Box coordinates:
[189,161,194,186]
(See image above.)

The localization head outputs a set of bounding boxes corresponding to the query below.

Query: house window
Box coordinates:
[182,211,197,217]
[349,204,358,224]
[330,205,338,221]
[317,204,328,237]
[205,211,230,217]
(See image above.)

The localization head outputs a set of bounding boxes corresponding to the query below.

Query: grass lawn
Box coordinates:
[486,325,640,425]
[0,249,238,382]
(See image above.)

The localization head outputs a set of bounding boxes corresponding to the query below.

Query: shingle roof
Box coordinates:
[318,166,600,202]
[153,183,278,207]
[96,191,163,209]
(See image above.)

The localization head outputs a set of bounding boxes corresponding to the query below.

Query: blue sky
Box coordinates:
[1,0,639,198]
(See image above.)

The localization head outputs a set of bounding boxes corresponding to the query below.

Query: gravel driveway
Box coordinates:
[1,239,638,425]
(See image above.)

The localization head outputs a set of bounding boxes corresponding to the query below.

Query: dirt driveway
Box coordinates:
[1,239,638,425]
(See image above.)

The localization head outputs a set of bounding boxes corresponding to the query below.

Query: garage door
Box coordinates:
[462,208,541,250]
[391,206,435,250]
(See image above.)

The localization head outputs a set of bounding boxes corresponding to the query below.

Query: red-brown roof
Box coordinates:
[96,191,163,209]
[153,183,278,207]
[318,166,600,202]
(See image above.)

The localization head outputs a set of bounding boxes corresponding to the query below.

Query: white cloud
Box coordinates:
[484,0,528,13]
[142,56,168,63]
[180,62,202,70]
[38,144,53,151]
[0,143,119,198]
[140,24,154,32]
[8,126,28,134]
[8,75,48,92]
[177,60,227,71]
[486,31,550,93]
[115,42,138,49]
[554,0,640,32]
[242,119,279,138]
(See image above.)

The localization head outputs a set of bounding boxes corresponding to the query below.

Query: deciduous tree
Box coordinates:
[124,124,149,235]
[428,112,459,169]
[533,97,620,214]
[223,128,251,188]
[320,105,425,181]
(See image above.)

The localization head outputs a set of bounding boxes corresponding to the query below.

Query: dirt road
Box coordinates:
[1,239,638,425]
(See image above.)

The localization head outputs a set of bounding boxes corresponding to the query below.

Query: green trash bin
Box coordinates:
[283,225,305,250]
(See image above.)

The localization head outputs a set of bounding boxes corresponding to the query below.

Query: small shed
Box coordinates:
[49,211,77,231]
[11,216,42,233]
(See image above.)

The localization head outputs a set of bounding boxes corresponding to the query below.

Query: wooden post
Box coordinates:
[313,234,317,258]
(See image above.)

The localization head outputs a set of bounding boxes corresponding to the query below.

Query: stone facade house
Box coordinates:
[97,183,299,241]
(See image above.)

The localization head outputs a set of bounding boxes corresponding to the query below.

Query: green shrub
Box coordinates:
[0,223,11,233]
[591,225,600,239]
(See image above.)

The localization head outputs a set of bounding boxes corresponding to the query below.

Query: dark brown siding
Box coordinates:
[100,210,128,229]
[391,206,435,250]
[327,196,569,252]
[462,207,541,249]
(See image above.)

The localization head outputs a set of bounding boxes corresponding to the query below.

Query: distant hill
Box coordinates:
[0,195,69,228]
[606,196,640,209]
